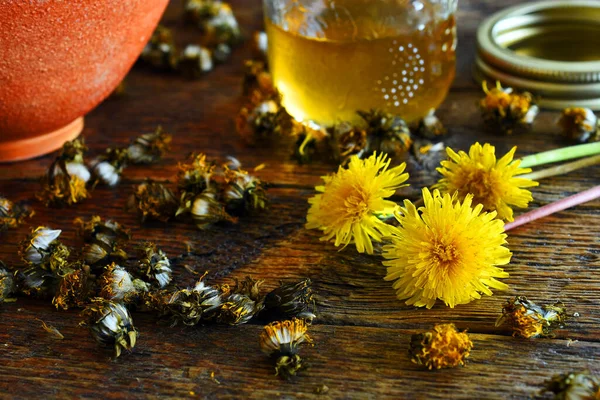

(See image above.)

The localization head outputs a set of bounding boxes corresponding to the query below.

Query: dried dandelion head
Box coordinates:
[495,296,567,338]
[75,215,130,243]
[177,153,215,196]
[52,264,91,310]
[0,196,34,231]
[136,242,172,288]
[76,216,129,267]
[189,190,237,229]
[558,107,599,143]
[141,25,178,70]
[415,110,447,139]
[236,99,292,144]
[409,323,473,370]
[98,263,138,302]
[260,318,313,379]
[82,298,137,358]
[127,126,172,164]
[543,371,600,400]
[223,167,268,215]
[479,81,539,134]
[383,188,511,309]
[306,153,409,254]
[434,142,539,222]
[91,147,129,187]
[217,293,262,325]
[0,262,15,302]
[19,227,71,276]
[242,60,277,98]
[184,0,241,45]
[179,44,213,79]
[262,278,316,322]
[128,180,178,222]
[329,122,368,164]
[358,109,413,156]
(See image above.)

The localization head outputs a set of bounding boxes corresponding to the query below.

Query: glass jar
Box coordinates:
[263,0,458,125]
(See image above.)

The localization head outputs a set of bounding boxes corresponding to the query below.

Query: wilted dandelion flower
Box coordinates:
[98,263,138,302]
[479,81,539,134]
[0,196,34,231]
[496,296,567,338]
[136,242,172,288]
[127,126,172,164]
[409,323,473,370]
[52,264,91,310]
[260,318,313,379]
[261,278,316,321]
[82,298,137,358]
[306,153,409,254]
[383,188,511,309]
[434,142,538,222]
[558,107,599,143]
[543,371,600,400]
[19,227,71,275]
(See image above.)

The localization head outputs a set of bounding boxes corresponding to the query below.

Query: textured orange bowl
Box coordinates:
[0,0,169,162]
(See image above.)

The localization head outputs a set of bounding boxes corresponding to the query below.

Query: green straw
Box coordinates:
[519,142,600,169]
[520,154,600,181]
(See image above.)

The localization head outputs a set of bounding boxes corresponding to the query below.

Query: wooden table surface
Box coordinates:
[1,1,599,399]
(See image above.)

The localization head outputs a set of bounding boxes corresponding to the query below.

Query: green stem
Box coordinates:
[520,154,600,181]
[519,142,600,169]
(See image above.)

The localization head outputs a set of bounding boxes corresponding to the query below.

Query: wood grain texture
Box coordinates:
[1,0,599,399]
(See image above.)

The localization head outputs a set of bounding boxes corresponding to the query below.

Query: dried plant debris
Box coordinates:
[38,319,64,340]
[0,196,34,231]
[409,324,473,370]
[140,25,179,71]
[127,126,172,164]
[328,122,368,164]
[496,296,567,338]
[222,166,268,215]
[542,371,600,400]
[0,262,15,302]
[479,81,539,134]
[357,109,413,157]
[82,298,137,358]
[91,147,129,187]
[75,216,130,268]
[98,263,143,302]
[236,98,292,144]
[128,180,178,223]
[37,138,91,207]
[558,107,600,143]
[260,318,313,380]
[19,227,71,275]
[261,279,316,322]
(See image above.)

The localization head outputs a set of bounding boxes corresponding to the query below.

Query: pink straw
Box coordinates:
[504,185,600,231]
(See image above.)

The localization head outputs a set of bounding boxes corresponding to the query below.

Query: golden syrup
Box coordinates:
[265,1,456,125]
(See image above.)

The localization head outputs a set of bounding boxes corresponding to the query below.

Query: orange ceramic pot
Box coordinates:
[0,0,169,162]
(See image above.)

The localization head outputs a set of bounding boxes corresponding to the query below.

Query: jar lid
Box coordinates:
[474,0,600,110]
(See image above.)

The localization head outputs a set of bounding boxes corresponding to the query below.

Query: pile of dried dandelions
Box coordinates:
[139,0,242,79]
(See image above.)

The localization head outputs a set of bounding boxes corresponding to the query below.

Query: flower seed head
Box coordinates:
[137,242,172,288]
[83,298,137,358]
[98,263,137,302]
[262,278,316,321]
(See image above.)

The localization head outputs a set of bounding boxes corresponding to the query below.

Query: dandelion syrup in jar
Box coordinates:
[264,0,457,125]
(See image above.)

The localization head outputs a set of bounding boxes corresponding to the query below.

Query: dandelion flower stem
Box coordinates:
[519,142,600,169]
[504,185,600,231]
[520,154,600,181]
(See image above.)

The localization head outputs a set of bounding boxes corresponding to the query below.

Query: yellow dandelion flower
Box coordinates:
[306,153,409,255]
[383,188,511,309]
[409,323,473,370]
[434,142,539,222]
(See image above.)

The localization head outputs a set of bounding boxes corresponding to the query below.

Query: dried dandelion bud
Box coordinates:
[184,0,241,45]
[19,267,56,296]
[415,109,447,139]
[98,263,138,302]
[128,180,178,223]
[411,140,447,171]
[236,100,292,143]
[479,81,539,134]
[190,191,236,229]
[148,279,224,326]
[0,262,15,302]
[232,276,264,302]
[358,109,413,156]
[217,293,262,325]
[252,31,268,60]
[242,60,277,98]
[328,122,368,164]
[496,296,567,338]
[38,138,90,207]
[76,216,129,267]
[223,168,268,215]
[136,242,172,288]
[127,126,172,164]
[213,42,232,64]
[180,44,213,79]
[141,25,178,71]
[262,279,316,322]
[177,153,215,196]
[52,264,91,310]
[82,298,137,358]
[558,107,599,143]
[260,319,313,379]
[75,215,130,242]
[0,196,34,231]
[19,227,71,275]
[543,371,600,400]
[409,324,473,370]
[91,147,129,187]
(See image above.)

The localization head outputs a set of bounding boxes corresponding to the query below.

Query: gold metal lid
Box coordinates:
[474,0,600,110]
